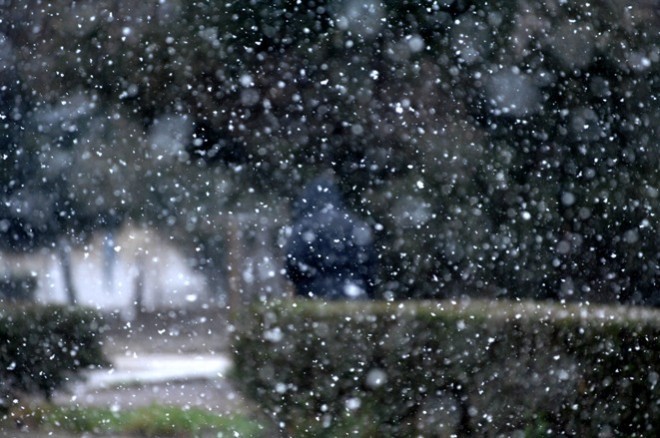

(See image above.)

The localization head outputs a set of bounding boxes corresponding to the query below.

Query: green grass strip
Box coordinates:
[3,403,265,437]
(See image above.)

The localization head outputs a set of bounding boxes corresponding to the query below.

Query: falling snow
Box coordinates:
[0,1,658,436]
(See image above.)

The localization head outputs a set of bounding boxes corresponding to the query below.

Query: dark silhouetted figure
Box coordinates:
[285,173,376,300]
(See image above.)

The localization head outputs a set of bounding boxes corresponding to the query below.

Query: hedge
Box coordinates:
[233,299,660,437]
[0,304,109,410]
[0,274,38,301]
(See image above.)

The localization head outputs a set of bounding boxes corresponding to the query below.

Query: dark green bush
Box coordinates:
[0,274,37,301]
[0,304,109,410]
[234,300,660,436]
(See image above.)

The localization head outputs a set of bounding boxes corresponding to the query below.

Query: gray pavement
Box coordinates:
[53,353,249,414]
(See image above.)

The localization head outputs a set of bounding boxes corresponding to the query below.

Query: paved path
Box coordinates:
[85,353,232,387]
[54,353,250,414]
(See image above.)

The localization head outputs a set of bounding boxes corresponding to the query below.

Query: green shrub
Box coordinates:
[0,274,37,301]
[0,304,109,410]
[233,299,660,436]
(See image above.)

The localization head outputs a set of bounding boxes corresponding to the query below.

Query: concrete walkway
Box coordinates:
[84,353,232,388]
[54,353,248,413]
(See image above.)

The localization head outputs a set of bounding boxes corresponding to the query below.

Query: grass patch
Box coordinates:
[2,403,265,437]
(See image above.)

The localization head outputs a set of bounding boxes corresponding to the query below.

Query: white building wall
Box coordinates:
[1,225,209,318]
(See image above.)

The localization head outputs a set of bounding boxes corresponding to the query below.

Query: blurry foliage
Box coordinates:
[234,299,660,436]
[0,273,37,301]
[0,304,108,409]
[0,1,658,303]
[1,403,266,437]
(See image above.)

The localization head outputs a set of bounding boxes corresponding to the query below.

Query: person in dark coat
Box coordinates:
[285,173,376,300]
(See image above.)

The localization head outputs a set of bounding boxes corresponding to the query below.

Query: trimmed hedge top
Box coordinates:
[234,299,660,437]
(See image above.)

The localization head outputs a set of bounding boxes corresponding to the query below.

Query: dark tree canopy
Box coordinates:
[0,1,657,305]
[285,173,376,300]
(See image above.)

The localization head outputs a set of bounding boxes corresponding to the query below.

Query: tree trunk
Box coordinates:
[102,230,116,293]
[57,238,77,305]
[133,252,146,317]
[202,263,228,301]
[226,217,245,325]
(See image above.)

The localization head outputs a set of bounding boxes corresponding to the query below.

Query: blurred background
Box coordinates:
[1,0,659,314]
